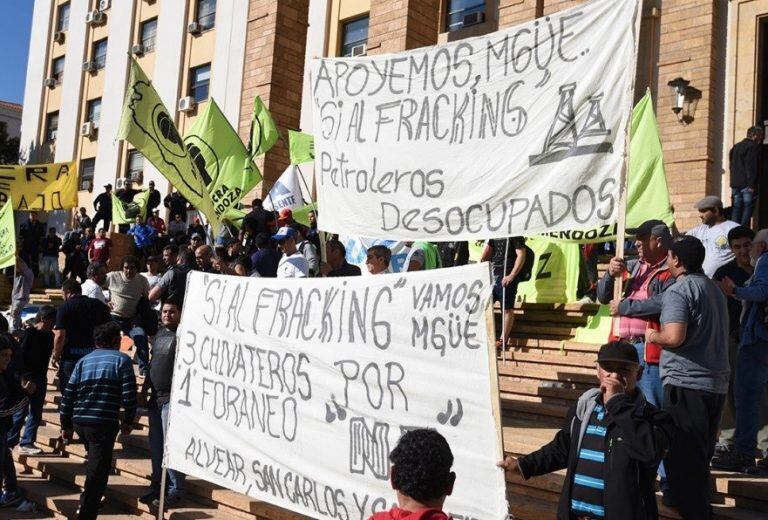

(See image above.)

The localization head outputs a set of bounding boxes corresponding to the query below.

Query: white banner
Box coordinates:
[166,266,507,519]
[263,165,305,212]
[310,0,639,240]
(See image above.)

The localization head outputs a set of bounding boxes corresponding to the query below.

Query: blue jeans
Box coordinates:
[7,375,47,447]
[112,316,148,375]
[148,401,185,497]
[731,187,755,227]
[40,255,61,288]
[734,340,768,456]
[634,342,668,489]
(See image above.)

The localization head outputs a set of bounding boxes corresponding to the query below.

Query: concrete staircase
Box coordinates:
[6,289,768,519]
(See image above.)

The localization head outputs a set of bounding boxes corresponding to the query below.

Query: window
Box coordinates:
[446,0,486,32]
[140,18,158,52]
[51,56,65,83]
[87,98,102,126]
[80,158,95,191]
[92,38,108,70]
[189,64,211,103]
[196,0,216,30]
[340,17,369,57]
[56,2,70,32]
[126,150,144,180]
[45,112,59,142]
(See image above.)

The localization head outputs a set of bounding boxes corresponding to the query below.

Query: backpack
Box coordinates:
[518,245,535,282]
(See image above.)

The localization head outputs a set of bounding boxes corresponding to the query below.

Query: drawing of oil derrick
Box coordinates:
[529,83,613,166]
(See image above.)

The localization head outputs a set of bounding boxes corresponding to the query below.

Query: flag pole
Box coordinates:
[612,2,643,337]
[156,467,167,519]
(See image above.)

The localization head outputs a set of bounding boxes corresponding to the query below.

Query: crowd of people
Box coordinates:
[1,172,768,519]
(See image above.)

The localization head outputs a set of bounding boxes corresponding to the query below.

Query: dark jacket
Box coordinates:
[730,138,762,189]
[0,369,28,431]
[596,258,675,317]
[518,388,674,520]
[19,220,45,253]
[147,189,161,211]
[93,191,112,213]
[148,327,177,406]
[19,327,54,379]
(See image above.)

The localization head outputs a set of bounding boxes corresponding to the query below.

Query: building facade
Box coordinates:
[0,101,23,139]
[19,0,768,232]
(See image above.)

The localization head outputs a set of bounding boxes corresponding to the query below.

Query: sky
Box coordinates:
[0,1,34,104]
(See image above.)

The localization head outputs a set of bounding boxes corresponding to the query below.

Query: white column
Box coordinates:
[54,0,89,163]
[93,0,136,189]
[210,0,248,127]
[19,0,53,163]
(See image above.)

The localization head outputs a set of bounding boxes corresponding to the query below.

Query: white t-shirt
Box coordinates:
[687,220,740,277]
[81,279,107,303]
[277,252,309,278]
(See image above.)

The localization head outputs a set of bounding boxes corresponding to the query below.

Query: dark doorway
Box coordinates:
[755,17,768,228]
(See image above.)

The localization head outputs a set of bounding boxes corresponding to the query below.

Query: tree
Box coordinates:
[0,122,20,164]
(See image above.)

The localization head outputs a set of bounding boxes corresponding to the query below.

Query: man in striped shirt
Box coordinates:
[499,342,675,519]
[60,321,137,520]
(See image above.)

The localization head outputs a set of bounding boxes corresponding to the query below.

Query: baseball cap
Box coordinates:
[190,233,204,241]
[272,226,296,241]
[104,183,112,189]
[694,195,723,211]
[146,255,162,263]
[278,208,293,222]
[627,219,673,247]
[597,341,640,365]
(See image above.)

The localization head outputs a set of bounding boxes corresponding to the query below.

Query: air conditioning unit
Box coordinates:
[350,43,366,57]
[462,11,484,27]
[115,178,127,190]
[132,44,146,56]
[85,10,105,25]
[81,179,93,192]
[82,61,97,73]
[178,96,196,112]
[187,22,202,35]
[53,31,65,44]
[44,78,57,88]
[127,170,143,183]
[80,122,96,138]
[98,0,111,10]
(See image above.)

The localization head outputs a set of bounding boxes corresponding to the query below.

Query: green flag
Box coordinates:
[293,202,318,227]
[539,91,674,243]
[111,191,151,225]
[289,130,314,164]
[117,58,219,228]
[0,197,16,270]
[516,237,581,303]
[184,99,261,219]
[246,97,279,159]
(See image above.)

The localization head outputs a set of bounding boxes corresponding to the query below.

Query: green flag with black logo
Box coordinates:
[184,99,260,220]
[246,96,279,159]
[111,190,151,225]
[117,58,219,228]
[289,130,314,164]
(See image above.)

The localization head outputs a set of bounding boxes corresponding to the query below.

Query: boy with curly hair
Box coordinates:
[371,429,455,520]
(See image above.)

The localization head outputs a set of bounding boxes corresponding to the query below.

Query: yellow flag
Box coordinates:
[0,196,16,269]
[117,58,219,228]
[0,162,78,211]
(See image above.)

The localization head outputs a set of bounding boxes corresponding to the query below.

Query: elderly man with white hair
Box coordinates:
[715,228,768,474]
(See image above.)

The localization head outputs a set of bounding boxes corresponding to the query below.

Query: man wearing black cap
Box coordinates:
[92,184,112,233]
[646,235,729,519]
[729,126,763,227]
[499,341,674,520]
[687,195,739,277]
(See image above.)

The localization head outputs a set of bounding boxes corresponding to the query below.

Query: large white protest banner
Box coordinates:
[165,266,507,519]
[310,0,640,240]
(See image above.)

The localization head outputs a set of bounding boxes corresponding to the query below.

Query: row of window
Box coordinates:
[78,150,144,192]
[338,1,487,57]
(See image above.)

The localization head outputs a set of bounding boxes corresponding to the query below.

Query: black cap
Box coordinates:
[627,219,673,248]
[597,341,640,365]
[104,183,112,189]
[146,255,162,263]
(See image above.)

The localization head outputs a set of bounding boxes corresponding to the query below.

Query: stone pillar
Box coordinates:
[498,0,542,28]
[239,0,310,195]
[656,1,727,230]
[366,0,440,55]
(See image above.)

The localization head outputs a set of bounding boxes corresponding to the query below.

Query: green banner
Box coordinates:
[0,197,15,269]
[293,202,318,227]
[117,58,219,228]
[573,304,613,344]
[246,97,279,159]
[111,191,151,225]
[184,99,261,220]
[539,91,674,243]
[516,237,581,303]
[289,130,314,164]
